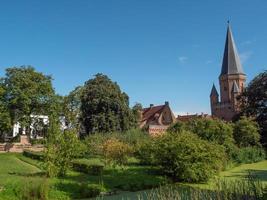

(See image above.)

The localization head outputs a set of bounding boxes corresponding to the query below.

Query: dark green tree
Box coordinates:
[80,74,136,135]
[238,71,267,146]
[0,84,11,140]
[0,66,56,134]
[233,117,261,147]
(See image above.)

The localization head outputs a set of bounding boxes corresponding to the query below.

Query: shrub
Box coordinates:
[234,146,266,164]
[233,117,261,147]
[154,131,227,183]
[102,138,133,167]
[72,159,104,175]
[14,178,49,200]
[78,183,104,198]
[136,138,157,165]
[44,121,83,177]
[83,129,148,157]
[186,118,234,146]
[23,150,44,160]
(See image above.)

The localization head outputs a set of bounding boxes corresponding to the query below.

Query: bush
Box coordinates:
[23,150,44,160]
[78,183,104,198]
[136,139,157,165]
[44,123,83,177]
[233,117,261,147]
[186,118,234,146]
[83,133,108,157]
[102,138,133,167]
[72,159,104,175]
[83,129,148,157]
[234,147,266,164]
[14,178,49,200]
[154,131,227,183]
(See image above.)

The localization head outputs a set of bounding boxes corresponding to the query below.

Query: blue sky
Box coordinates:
[0,0,266,115]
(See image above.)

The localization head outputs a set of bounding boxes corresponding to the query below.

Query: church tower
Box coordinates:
[210,23,246,121]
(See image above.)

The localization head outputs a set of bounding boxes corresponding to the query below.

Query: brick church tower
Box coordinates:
[210,23,246,121]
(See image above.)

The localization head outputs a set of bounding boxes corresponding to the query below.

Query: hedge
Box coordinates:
[23,150,44,160]
[72,159,104,175]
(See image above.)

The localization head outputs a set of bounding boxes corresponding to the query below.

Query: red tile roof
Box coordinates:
[141,105,165,122]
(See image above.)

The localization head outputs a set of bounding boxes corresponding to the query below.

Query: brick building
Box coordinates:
[140,101,176,136]
[210,23,246,121]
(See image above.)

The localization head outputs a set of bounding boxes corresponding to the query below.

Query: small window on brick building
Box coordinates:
[224,86,227,91]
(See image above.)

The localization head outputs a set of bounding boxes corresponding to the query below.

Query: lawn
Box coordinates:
[0,153,266,200]
[0,153,166,200]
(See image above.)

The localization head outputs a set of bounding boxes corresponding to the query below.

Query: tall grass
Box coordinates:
[13,178,49,200]
[137,173,265,200]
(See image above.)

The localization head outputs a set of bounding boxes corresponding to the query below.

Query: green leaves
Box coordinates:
[1,66,56,134]
[80,73,137,135]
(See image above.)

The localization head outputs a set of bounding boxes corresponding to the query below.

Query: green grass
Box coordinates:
[0,153,266,200]
[0,153,166,200]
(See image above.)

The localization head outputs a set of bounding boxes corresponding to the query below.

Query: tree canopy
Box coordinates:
[0,66,56,133]
[239,71,267,146]
[80,74,136,135]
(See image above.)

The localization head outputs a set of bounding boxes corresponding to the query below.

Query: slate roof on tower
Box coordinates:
[220,23,245,76]
[210,84,219,97]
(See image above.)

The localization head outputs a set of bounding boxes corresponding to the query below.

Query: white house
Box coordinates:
[12,115,67,138]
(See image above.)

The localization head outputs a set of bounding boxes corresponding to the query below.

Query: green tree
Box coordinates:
[0,66,56,134]
[0,84,11,140]
[45,118,81,177]
[63,86,84,131]
[80,74,136,135]
[238,71,267,146]
[132,103,142,128]
[233,117,261,147]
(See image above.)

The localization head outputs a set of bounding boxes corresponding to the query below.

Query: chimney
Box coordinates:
[150,104,154,108]
[165,101,169,106]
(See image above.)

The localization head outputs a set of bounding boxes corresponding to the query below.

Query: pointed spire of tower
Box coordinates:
[231,81,240,93]
[220,22,244,76]
[210,83,219,96]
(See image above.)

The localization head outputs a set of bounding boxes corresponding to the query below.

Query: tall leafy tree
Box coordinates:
[80,73,136,135]
[239,71,267,146]
[0,84,11,139]
[1,66,56,134]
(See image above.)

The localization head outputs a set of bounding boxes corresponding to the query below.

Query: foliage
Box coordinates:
[23,150,44,161]
[154,131,227,183]
[14,178,49,200]
[136,138,157,165]
[233,117,261,147]
[102,138,133,167]
[62,86,84,131]
[84,129,148,157]
[168,118,236,160]
[239,71,267,146]
[77,183,104,198]
[80,73,137,135]
[0,84,11,140]
[0,66,56,133]
[72,159,104,175]
[44,119,82,177]
[132,103,143,128]
[234,146,266,164]
[185,118,234,146]
[167,121,186,134]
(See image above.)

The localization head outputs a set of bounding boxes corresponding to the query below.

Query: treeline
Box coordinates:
[0,66,140,140]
